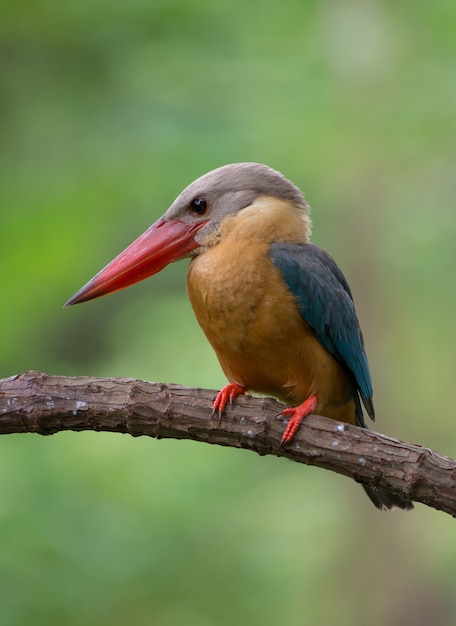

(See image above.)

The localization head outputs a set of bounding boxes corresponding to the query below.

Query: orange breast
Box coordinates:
[187,238,358,425]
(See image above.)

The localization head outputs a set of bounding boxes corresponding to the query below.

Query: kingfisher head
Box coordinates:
[65,162,311,306]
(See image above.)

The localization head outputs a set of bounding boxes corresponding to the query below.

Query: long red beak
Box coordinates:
[65,217,207,306]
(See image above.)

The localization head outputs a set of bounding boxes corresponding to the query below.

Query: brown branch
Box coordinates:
[0,371,455,516]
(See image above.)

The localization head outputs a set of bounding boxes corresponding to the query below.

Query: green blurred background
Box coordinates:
[1,1,456,624]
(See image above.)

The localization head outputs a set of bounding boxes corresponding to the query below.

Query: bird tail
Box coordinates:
[362,484,414,511]
[354,395,414,510]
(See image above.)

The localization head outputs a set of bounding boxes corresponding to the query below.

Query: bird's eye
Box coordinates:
[189,197,208,215]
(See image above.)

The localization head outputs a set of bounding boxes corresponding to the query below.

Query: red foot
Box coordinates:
[213,383,246,426]
[279,394,318,446]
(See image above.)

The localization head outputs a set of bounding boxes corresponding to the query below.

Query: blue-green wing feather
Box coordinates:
[268,242,374,424]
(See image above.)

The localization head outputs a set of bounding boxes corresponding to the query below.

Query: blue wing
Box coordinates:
[268,242,374,424]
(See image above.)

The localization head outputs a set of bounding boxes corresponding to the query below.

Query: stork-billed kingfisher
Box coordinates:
[66,162,412,511]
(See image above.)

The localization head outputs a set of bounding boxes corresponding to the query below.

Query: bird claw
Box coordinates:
[278,394,318,447]
[212,383,245,426]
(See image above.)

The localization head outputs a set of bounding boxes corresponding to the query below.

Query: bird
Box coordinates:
[65,162,413,511]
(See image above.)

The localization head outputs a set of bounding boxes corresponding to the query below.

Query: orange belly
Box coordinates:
[187,239,358,425]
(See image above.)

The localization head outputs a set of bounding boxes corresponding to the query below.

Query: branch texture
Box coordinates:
[1,371,455,516]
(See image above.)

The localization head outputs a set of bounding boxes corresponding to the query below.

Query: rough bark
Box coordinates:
[1,371,455,516]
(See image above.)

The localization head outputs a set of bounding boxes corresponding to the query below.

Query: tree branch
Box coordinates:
[1,371,454,516]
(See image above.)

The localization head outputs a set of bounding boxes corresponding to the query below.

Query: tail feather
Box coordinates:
[362,484,414,511]
[354,402,413,511]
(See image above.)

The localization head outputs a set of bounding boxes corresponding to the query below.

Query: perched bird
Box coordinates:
[66,162,412,510]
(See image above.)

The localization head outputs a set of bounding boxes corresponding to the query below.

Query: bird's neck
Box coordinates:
[215,196,311,247]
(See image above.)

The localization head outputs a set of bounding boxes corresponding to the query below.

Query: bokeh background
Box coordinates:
[1,1,456,624]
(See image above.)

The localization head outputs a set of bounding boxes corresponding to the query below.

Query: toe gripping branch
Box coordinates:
[279,394,318,446]
[212,383,246,426]
[212,385,317,444]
